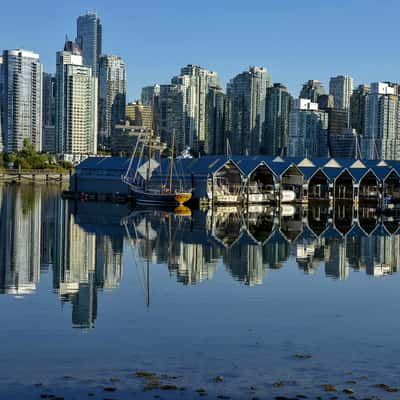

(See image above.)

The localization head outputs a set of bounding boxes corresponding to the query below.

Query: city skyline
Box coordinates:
[1,1,400,100]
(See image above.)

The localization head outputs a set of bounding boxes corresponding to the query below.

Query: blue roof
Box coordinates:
[321,167,344,181]
[76,156,142,172]
[346,223,368,238]
[265,160,295,177]
[371,224,391,237]
[298,166,321,180]
[322,225,343,239]
[370,166,394,181]
[347,167,370,183]
[266,229,288,244]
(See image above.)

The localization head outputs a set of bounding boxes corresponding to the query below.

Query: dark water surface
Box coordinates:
[1,183,400,399]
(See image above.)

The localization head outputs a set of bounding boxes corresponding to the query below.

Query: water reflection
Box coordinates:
[1,184,400,328]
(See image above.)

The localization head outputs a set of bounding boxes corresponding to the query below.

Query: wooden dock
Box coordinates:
[0,169,72,182]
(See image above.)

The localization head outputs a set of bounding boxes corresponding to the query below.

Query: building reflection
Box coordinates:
[1,184,400,322]
[0,184,41,294]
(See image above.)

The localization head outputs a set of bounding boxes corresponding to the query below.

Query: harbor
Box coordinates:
[68,155,400,209]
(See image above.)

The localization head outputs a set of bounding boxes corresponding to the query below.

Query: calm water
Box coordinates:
[1,183,400,399]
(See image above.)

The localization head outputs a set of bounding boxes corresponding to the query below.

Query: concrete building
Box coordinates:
[76,12,102,76]
[141,84,160,107]
[361,82,400,160]
[227,66,272,155]
[299,80,325,103]
[56,41,98,160]
[1,49,43,152]
[42,73,56,153]
[263,83,292,156]
[288,99,328,157]
[126,101,153,129]
[329,75,354,110]
[98,55,126,148]
[111,122,165,155]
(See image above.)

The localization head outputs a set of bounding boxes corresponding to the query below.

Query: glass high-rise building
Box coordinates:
[98,55,126,148]
[0,56,3,152]
[227,66,272,155]
[42,73,56,153]
[206,85,225,155]
[1,49,43,152]
[56,41,98,159]
[263,83,292,156]
[141,85,160,107]
[350,84,370,135]
[76,12,102,76]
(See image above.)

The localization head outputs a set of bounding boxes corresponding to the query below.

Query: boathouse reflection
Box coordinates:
[1,184,400,327]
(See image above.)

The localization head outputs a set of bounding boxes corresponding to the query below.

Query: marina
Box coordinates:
[69,155,400,209]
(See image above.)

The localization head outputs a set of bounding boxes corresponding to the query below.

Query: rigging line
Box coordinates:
[123,220,147,299]
[128,214,149,289]
[126,218,148,290]
[124,131,142,182]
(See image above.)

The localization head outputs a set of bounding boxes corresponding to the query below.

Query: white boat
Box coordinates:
[281,190,296,203]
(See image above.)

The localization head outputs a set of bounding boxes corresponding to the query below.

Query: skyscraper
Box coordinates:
[329,75,354,110]
[361,82,400,160]
[263,83,292,156]
[56,41,98,158]
[350,84,370,135]
[0,56,3,152]
[76,12,102,76]
[172,64,221,154]
[98,55,126,147]
[288,99,328,157]
[227,66,272,155]
[1,49,43,152]
[299,80,325,103]
[157,83,184,150]
[206,85,225,154]
[141,84,160,107]
[42,73,56,153]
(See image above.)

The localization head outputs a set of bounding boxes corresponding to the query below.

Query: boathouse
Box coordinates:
[71,155,400,205]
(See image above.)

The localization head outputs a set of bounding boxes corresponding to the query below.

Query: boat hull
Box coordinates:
[131,187,192,206]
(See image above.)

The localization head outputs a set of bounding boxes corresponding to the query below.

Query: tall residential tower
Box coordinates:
[227,66,272,154]
[56,41,98,159]
[1,49,43,152]
[98,55,126,147]
[76,12,102,76]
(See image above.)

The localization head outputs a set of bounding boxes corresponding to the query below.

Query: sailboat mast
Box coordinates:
[145,217,151,308]
[169,130,175,192]
[146,128,153,187]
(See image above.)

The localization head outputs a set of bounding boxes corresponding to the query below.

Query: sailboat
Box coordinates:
[122,129,192,206]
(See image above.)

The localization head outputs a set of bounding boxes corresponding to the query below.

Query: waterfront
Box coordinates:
[1,183,400,399]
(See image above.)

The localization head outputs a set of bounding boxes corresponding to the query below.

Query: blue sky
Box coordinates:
[1,0,400,100]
